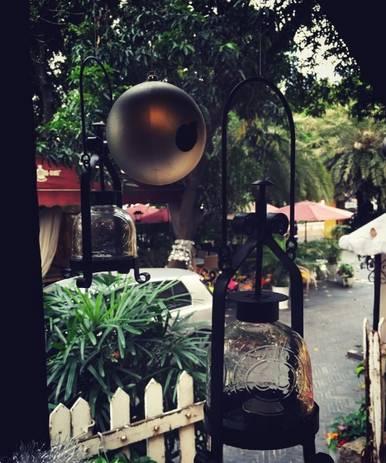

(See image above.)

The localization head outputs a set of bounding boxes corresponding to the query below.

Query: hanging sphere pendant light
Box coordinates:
[71,58,206,288]
[106,80,206,185]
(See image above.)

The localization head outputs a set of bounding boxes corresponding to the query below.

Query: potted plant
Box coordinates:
[337,263,355,287]
[326,402,366,462]
[324,239,342,280]
[271,263,290,310]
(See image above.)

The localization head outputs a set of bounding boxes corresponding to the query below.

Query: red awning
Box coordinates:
[36,158,183,208]
[36,158,81,207]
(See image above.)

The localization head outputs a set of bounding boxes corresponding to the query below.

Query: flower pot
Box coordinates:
[272,285,289,310]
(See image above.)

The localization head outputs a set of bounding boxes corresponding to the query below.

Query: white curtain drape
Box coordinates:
[39,207,63,277]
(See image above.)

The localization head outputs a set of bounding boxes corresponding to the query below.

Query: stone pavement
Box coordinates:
[224,253,373,462]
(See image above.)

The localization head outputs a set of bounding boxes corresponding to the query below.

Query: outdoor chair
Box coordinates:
[298,265,318,294]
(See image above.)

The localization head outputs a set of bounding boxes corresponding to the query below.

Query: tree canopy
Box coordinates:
[295,106,386,213]
[30,0,381,245]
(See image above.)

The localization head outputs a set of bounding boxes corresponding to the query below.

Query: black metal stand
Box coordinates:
[202,77,334,463]
[71,57,150,288]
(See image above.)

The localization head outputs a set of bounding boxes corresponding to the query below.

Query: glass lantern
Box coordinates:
[71,204,137,262]
[206,291,317,450]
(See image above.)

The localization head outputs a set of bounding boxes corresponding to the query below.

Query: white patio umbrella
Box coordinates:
[339,213,386,332]
[339,213,386,255]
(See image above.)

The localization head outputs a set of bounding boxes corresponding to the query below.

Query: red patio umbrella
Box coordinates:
[267,203,280,213]
[278,200,353,242]
[124,203,170,224]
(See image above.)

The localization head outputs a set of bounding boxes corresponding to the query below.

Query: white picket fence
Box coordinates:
[49,371,204,462]
[363,317,386,462]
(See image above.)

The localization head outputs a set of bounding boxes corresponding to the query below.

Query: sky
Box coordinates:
[251,0,342,83]
[294,30,341,83]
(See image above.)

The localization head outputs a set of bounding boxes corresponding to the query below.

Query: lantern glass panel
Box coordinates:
[72,205,137,260]
[207,318,314,430]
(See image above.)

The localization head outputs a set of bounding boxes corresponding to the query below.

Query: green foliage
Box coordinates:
[89,455,155,463]
[32,0,339,245]
[326,402,366,451]
[45,274,209,434]
[271,264,290,287]
[264,235,289,287]
[330,224,351,241]
[296,238,341,267]
[355,361,365,378]
[337,263,354,278]
[295,105,386,211]
[323,239,342,265]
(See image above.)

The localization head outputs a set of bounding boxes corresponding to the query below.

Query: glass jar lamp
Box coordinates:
[206,291,317,451]
[71,193,137,268]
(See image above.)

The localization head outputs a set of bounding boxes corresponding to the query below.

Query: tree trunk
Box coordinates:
[355,189,374,227]
[169,176,200,240]
[167,159,206,268]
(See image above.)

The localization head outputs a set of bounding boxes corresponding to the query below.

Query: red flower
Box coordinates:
[337,439,348,447]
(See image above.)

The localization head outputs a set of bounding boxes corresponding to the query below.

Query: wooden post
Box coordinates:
[71,398,93,439]
[177,372,196,463]
[50,404,71,445]
[145,379,166,462]
[110,387,131,458]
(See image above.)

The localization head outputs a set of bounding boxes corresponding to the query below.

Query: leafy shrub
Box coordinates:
[296,238,342,274]
[89,456,155,463]
[271,262,290,286]
[330,224,351,241]
[337,263,354,278]
[323,238,342,265]
[45,274,209,434]
[326,402,366,451]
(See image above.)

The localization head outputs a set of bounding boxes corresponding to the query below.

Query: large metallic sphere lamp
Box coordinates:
[106,80,206,185]
[70,58,205,288]
[196,78,334,463]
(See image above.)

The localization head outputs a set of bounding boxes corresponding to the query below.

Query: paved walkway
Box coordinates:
[224,252,373,462]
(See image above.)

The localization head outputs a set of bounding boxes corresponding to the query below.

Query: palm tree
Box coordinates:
[296,106,386,219]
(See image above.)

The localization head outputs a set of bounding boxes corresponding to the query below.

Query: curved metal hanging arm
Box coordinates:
[79,55,113,167]
[221,77,297,265]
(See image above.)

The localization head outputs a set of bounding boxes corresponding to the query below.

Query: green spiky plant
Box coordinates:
[45,274,209,459]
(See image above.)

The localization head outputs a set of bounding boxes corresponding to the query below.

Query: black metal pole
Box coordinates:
[373,254,382,331]
[1,0,49,456]
[253,180,270,296]
[77,169,93,288]
[209,273,230,462]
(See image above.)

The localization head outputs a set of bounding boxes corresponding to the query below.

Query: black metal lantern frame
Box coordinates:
[70,56,149,288]
[200,78,333,463]
[360,254,386,330]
